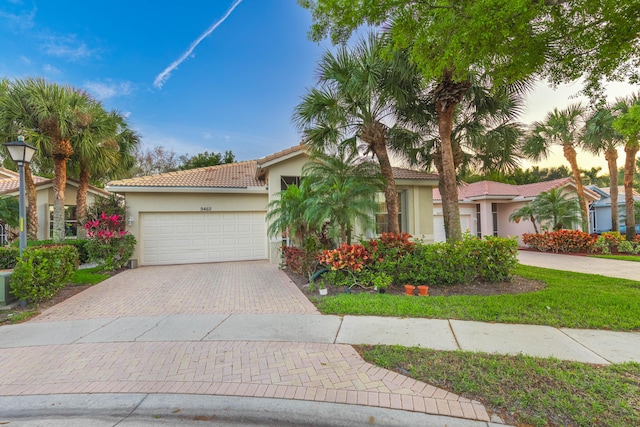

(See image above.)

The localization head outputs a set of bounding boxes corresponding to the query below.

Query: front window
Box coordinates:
[376,192,404,234]
[281,176,301,191]
[49,206,78,238]
[492,203,499,236]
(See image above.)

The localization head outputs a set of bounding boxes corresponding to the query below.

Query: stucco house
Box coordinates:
[106,144,439,267]
[0,168,111,242]
[433,177,600,244]
[588,185,640,234]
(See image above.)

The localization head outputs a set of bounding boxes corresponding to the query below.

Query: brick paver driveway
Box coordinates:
[34,261,318,322]
[0,261,490,423]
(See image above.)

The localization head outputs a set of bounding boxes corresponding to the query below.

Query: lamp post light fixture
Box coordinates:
[4,136,36,256]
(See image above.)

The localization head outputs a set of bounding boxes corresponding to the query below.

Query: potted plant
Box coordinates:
[404,284,416,296]
[417,285,429,296]
[319,283,328,296]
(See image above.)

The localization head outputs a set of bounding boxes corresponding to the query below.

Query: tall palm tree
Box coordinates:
[302,147,383,244]
[532,187,582,231]
[293,33,419,234]
[393,79,525,240]
[0,78,93,242]
[523,104,590,232]
[583,106,624,232]
[612,94,640,241]
[69,107,139,237]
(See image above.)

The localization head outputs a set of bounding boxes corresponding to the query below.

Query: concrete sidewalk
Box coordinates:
[1,314,638,364]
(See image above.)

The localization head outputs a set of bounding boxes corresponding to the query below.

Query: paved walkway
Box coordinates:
[0,255,638,426]
[517,249,640,281]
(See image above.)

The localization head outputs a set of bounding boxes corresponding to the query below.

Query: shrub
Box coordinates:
[11,239,91,264]
[10,245,78,303]
[318,243,371,272]
[617,240,634,253]
[0,246,20,269]
[593,236,611,254]
[523,230,596,253]
[601,231,624,252]
[282,246,320,279]
[85,213,136,270]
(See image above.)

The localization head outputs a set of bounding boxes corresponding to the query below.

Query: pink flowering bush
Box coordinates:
[85,212,136,270]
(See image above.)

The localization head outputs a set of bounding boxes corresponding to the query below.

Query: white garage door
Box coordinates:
[140,212,267,265]
[433,214,471,242]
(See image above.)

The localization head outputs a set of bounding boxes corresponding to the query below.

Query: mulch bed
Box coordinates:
[283,268,546,298]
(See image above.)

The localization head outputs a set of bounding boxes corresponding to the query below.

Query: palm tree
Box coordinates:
[0,78,93,242]
[266,180,315,247]
[583,106,624,231]
[523,104,590,232]
[69,107,139,237]
[393,79,525,240]
[531,187,582,231]
[612,95,640,241]
[302,147,383,244]
[293,33,419,234]
[509,203,539,234]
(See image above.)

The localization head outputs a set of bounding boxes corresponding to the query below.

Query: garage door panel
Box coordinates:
[140,211,267,266]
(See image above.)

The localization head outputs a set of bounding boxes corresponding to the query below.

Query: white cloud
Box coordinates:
[153,0,244,89]
[201,131,213,140]
[19,55,31,65]
[42,63,61,74]
[0,6,36,31]
[84,80,133,100]
[42,33,95,61]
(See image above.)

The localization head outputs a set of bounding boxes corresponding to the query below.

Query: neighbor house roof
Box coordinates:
[392,167,439,181]
[589,185,640,207]
[433,177,599,202]
[0,167,109,196]
[108,161,265,189]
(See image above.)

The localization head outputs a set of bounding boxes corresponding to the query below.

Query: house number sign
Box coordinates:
[200,207,212,211]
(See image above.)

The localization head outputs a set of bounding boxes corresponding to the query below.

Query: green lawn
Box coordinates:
[589,254,640,262]
[359,345,640,427]
[70,266,110,285]
[316,264,640,330]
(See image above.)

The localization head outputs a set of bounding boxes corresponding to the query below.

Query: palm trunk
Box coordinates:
[434,154,451,239]
[24,164,38,241]
[605,147,619,232]
[76,165,90,239]
[563,143,589,231]
[361,122,400,234]
[52,139,73,242]
[623,138,639,241]
[434,72,469,243]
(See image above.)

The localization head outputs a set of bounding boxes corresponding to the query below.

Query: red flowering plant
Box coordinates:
[364,232,415,263]
[85,212,136,270]
[523,230,596,253]
[318,243,374,288]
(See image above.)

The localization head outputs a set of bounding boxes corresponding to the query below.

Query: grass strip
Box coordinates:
[358,345,640,427]
[70,267,110,285]
[589,254,640,262]
[315,265,640,330]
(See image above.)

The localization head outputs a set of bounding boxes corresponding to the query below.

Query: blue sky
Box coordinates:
[1,0,638,169]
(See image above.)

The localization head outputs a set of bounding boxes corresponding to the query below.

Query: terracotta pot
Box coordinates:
[417,285,429,296]
[404,284,416,296]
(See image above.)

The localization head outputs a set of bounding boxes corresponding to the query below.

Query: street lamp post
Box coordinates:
[4,136,36,256]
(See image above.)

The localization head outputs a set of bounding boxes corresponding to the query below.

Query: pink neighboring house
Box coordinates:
[433,178,600,244]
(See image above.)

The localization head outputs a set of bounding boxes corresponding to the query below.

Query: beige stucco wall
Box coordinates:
[400,183,435,243]
[263,153,310,263]
[122,191,269,264]
[31,184,105,240]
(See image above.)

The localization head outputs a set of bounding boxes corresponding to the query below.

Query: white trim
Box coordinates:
[105,186,268,194]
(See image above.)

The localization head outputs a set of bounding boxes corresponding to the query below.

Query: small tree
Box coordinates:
[531,188,582,231]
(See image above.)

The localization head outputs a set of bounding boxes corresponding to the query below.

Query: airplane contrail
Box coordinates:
[153,0,244,89]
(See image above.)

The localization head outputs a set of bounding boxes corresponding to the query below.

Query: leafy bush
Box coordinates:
[10,245,78,303]
[85,213,136,270]
[11,239,91,264]
[282,246,321,279]
[0,246,20,269]
[523,230,596,253]
[617,240,635,254]
[318,234,518,288]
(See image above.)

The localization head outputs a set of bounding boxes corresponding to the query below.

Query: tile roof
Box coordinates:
[256,144,307,166]
[391,167,438,180]
[0,175,50,194]
[108,161,265,188]
[433,177,596,201]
